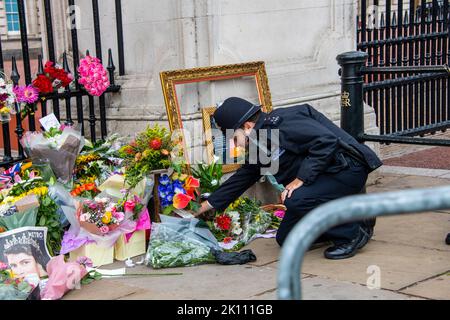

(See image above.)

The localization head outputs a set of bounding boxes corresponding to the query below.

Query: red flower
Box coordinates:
[173,193,192,209]
[149,138,162,150]
[223,237,233,244]
[32,74,53,93]
[215,214,232,231]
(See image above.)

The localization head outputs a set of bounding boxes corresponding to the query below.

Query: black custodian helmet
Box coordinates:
[213,97,261,133]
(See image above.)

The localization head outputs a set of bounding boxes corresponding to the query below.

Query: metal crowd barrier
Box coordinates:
[277,185,450,300]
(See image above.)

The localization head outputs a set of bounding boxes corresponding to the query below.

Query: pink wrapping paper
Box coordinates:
[125,208,151,243]
[40,255,88,300]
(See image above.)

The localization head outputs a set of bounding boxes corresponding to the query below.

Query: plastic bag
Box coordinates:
[145,216,219,269]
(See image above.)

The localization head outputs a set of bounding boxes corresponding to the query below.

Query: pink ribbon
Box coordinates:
[125,208,151,243]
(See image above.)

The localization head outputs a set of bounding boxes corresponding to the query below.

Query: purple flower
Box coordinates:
[76,256,94,268]
[14,85,39,104]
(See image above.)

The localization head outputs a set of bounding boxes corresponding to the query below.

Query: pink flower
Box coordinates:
[0,262,8,270]
[113,211,125,222]
[14,85,39,104]
[124,200,135,213]
[274,210,285,219]
[78,56,110,96]
[79,214,89,222]
[99,226,109,234]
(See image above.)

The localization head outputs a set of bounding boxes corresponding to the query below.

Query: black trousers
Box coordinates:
[276,156,369,246]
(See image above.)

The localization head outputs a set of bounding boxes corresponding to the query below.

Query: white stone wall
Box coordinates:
[66,0,376,137]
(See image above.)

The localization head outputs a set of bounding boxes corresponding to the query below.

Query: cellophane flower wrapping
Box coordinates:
[239,209,273,245]
[40,255,88,300]
[145,215,219,269]
[20,127,84,184]
[0,206,39,231]
[60,197,136,254]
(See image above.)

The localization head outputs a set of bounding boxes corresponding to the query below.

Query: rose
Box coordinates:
[113,211,125,222]
[0,262,8,271]
[274,210,285,219]
[99,226,109,234]
[32,74,53,93]
[124,200,136,213]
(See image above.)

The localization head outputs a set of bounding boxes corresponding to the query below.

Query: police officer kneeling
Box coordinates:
[194,97,382,260]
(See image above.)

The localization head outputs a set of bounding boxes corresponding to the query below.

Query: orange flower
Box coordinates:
[185,176,199,189]
[173,193,192,209]
[184,176,199,198]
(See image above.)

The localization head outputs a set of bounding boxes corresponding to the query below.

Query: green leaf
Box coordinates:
[39,216,46,226]
[163,205,174,215]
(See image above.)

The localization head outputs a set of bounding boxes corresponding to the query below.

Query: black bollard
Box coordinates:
[336,51,368,142]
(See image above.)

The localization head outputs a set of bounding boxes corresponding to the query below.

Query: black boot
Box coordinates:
[446,233,450,245]
[324,230,369,260]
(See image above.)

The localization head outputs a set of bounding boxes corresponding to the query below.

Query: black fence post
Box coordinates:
[337,51,368,142]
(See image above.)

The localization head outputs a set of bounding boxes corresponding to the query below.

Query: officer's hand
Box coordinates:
[281,178,304,203]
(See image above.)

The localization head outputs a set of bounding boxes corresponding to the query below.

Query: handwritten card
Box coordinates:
[39,113,60,131]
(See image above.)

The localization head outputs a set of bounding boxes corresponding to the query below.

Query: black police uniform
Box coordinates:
[207,103,383,246]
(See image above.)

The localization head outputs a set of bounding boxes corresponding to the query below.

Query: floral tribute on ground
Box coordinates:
[0,109,285,299]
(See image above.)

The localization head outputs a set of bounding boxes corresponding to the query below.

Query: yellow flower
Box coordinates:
[102,211,112,224]
[0,106,10,114]
[21,162,33,172]
[7,270,15,278]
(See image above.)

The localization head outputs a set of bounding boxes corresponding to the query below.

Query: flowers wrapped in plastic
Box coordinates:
[0,167,63,255]
[145,215,219,269]
[60,193,147,255]
[0,261,37,300]
[0,74,17,123]
[20,123,84,183]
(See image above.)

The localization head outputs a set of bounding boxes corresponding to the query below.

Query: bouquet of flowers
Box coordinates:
[0,262,36,300]
[191,159,223,195]
[77,197,125,235]
[158,173,200,214]
[0,165,63,255]
[208,197,275,250]
[0,74,17,123]
[78,55,110,96]
[32,61,73,94]
[119,125,172,188]
[208,211,243,247]
[72,135,123,197]
[20,123,84,183]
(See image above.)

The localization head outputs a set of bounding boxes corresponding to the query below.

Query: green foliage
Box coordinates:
[191,161,223,194]
[118,125,172,188]
[36,194,63,256]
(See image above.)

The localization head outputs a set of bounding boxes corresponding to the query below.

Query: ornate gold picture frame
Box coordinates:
[160,61,273,172]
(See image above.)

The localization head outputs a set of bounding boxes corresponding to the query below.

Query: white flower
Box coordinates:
[211,179,218,186]
[0,78,5,87]
[232,227,243,236]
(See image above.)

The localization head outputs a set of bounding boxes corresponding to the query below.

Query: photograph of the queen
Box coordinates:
[0,227,51,280]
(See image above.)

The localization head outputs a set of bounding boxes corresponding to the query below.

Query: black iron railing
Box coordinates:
[357,0,450,136]
[0,0,125,168]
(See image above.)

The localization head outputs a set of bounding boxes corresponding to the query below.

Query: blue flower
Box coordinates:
[159,174,170,186]
[172,180,185,194]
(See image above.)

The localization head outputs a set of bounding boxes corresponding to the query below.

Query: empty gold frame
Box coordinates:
[160,61,273,172]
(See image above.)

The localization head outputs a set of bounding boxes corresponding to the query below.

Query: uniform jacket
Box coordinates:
[207,104,383,210]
